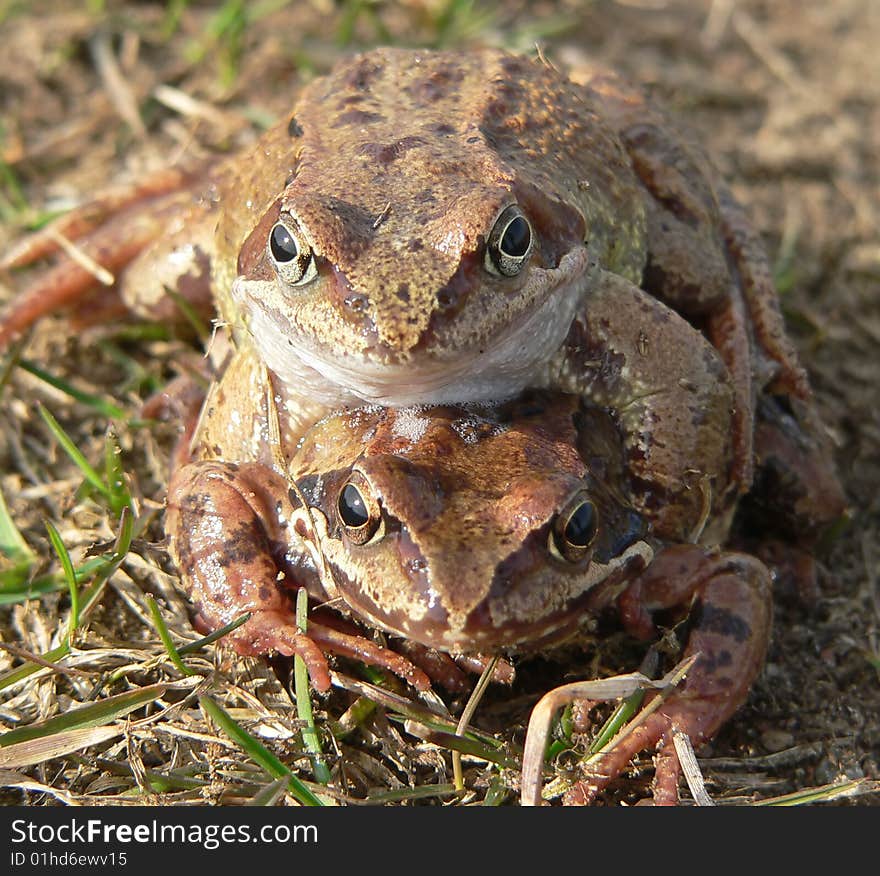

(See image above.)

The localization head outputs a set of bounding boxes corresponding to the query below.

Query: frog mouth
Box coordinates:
[234,248,592,407]
[320,538,653,653]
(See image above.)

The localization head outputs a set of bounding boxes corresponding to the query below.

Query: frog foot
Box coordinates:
[394,640,516,693]
[563,698,725,805]
[566,545,772,805]
[216,609,432,693]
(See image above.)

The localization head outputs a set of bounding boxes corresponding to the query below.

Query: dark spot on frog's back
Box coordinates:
[333,109,385,127]
[408,64,465,103]
[287,116,303,138]
[177,491,212,518]
[499,53,529,77]
[358,136,426,165]
[343,57,384,92]
[396,283,410,303]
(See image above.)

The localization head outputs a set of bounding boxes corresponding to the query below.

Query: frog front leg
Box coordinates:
[556,271,739,543]
[165,459,431,692]
[565,544,772,805]
[0,166,217,348]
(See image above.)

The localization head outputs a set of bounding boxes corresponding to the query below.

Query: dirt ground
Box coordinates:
[0,0,877,806]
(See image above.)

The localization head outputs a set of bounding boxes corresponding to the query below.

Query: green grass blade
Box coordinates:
[364,783,459,804]
[38,404,113,501]
[177,613,251,654]
[146,595,194,677]
[198,694,325,807]
[0,508,135,690]
[0,683,168,747]
[294,588,330,784]
[754,779,880,806]
[20,360,128,420]
[0,572,67,602]
[44,521,79,638]
[588,687,647,756]
[403,722,519,770]
[0,487,33,590]
[0,643,70,691]
[245,776,291,807]
[103,428,133,517]
[0,487,32,561]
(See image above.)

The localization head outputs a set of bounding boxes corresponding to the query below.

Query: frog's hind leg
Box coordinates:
[565,544,772,805]
[0,166,215,349]
[716,184,811,401]
[745,394,847,540]
[733,394,847,604]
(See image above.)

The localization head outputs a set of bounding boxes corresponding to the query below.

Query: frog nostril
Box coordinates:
[287,116,303,138]
[344,294,369,313]
[437,288,455,310]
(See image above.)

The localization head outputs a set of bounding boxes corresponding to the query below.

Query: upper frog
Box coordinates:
[228,47,647,407]
[2,46,827,540]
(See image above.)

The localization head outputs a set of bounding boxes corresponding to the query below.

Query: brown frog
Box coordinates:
[164,394,659,693]
[238,392,771,806]
[1,48,842,753]
[1,47,816,536]
[163,268,746,695]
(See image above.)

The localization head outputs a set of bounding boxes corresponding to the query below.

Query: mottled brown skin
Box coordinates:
[165,458,438,693]
[292,395,652,653]
[165,393,655,690]
[1,47,822,517]
[1,47,843,799]
[284,395,774,805]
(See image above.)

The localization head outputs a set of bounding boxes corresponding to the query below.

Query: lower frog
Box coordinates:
[167,389,774,805]
[294,395,775,805]
[164,391,653,694]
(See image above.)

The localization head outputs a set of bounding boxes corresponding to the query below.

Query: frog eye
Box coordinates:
[337,473,385,546]
[485,205,533,277]
[548,493,599,563]
[268,218,318,286]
